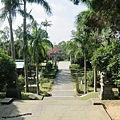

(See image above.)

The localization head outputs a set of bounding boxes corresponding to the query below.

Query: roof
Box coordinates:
[15,59,24,69]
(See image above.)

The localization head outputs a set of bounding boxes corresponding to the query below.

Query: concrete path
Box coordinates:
[0,61,111,120]
[51,70,75,99]
[58,61,71,70]
[48,62,75,99]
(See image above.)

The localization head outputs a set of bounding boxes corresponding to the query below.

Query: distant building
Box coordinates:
[15,59,24,75]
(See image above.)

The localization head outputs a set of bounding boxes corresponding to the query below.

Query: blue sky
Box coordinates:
[0,0,88,44]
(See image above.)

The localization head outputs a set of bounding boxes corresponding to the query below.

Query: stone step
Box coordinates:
[44,96,77,100]
[91,98,102,105]
[1,98,13,104]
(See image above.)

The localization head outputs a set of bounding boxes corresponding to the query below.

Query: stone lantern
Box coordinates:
[99,72,114,100]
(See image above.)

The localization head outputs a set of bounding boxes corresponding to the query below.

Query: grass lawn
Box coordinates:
[80,92,99,100]
[40,79,53,96]
[0,78,53,100]
[72,78,101,100]
[21,79,53,98]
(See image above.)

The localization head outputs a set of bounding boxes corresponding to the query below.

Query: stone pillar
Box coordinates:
[6,73,21,99]
[99,72,114,100]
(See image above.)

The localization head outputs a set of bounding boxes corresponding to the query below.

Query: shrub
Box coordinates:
[18,75,25,86]
[21,93,38,100]
[70,64,81,78]
[46,62,53,71]
[87,70,94,87]
[86,70,100,87]
[70,64,80,69]
[41,68,58,78]
[0,50,16,88]
[91,40,120,82]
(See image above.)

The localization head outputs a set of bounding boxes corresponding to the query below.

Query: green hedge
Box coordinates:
[41,68,58,78]
[0,50,16,89]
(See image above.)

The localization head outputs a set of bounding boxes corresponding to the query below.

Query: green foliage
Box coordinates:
[40,78,53,96]
[18,75,25,86]
[70,64,83,80]
[91,46,111,72]
[41,68,58,78]
[70,64,80,69]
[87,70,94,87]
[21,93,29,100]
[91,40,120,74]
[21,93,39,100]
[91,39,120,84]
[113,72,120,86]
[70,64,81,75]
[114,80,120,85]
[58,41,67,60]
[0,50,16,88]
[46,62,53,71]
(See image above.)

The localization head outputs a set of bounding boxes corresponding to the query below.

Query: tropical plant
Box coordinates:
[14,39,24,59]
[0,27,10,54]
[91,38,120,83]
[71,0,120,95]
[0,49,16,89]
[0,0,21,60]
[57,41,67,60]
[66,40,78,63]
[22,0,52,92]
[87,70,94,87]
[29,27,53,94]
[41,19,52,31]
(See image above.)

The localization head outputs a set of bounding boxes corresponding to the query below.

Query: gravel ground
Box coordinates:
[104,101,120,120]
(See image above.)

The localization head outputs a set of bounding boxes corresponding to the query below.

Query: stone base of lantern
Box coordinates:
[99,84,114,100]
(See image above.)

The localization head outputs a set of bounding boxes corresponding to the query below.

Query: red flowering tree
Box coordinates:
[47,46,61,67]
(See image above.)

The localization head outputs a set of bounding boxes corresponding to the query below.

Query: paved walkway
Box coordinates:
[0,61,111,120]
[51,70,75,99]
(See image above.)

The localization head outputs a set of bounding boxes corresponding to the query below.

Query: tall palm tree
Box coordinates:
[66,40,78,63]
[41,19,52,62]
[0,0,21,60]
[74,10,92,94]
[72,36,89,94]
[75,8,104,92]
[29,27,53,94]
[41,19,52,31]
[22,0,52,92]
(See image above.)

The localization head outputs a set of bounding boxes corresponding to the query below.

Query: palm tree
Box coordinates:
[0,0,21,60]
[74,10,92,94]
[66,40,78,63]
[41,19,52,31]
[29,27,53,94]
[72,36,89,94]
[41,19,52,63]
[70,0,85,5]
[22,0,52,92]
[72,0,120,94]
[0,26,10,42]
[75,8,103,92]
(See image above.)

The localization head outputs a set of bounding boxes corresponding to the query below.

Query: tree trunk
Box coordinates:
[23,0,28,92]
[8,11,15,60]
[36,62,40,95]
[70,54,71,63]
[84,56,87,94]
[118,87,120,96]
[94,67,97,92]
